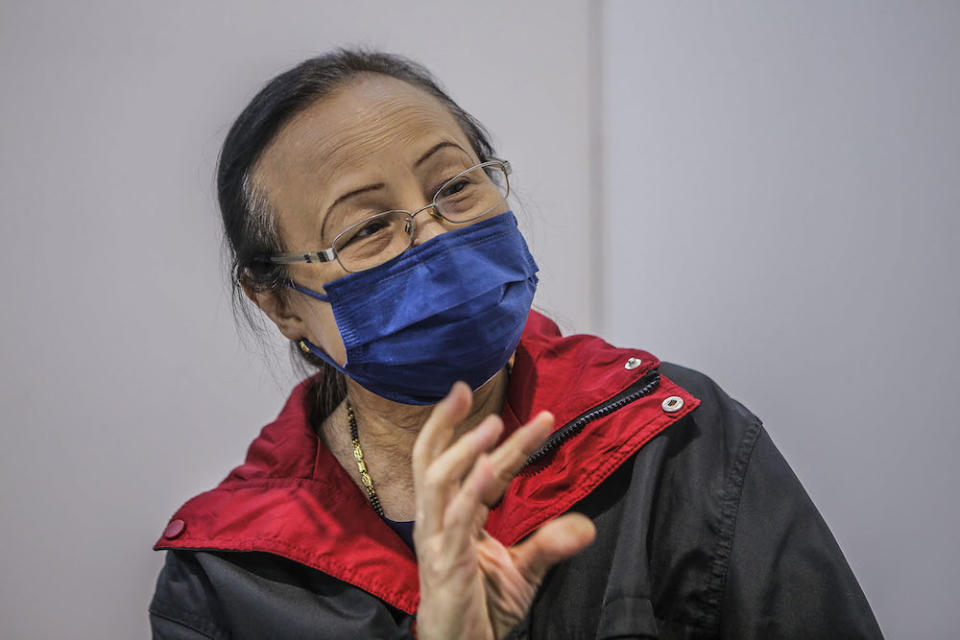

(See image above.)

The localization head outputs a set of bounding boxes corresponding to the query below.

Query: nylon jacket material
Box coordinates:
[150,311,883,639]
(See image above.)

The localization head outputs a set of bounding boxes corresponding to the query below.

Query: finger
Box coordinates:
[442,453,495,553]
[510,513,596,586]
[416,414,504,533]
[482,411,555,506]
[412,382,472,487]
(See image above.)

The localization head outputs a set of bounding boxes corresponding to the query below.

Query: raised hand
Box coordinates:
[412,382,596,640]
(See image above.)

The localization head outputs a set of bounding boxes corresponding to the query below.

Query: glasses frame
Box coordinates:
[258,158,512,273]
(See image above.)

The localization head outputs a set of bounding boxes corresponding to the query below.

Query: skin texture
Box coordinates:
[245,74,596,639]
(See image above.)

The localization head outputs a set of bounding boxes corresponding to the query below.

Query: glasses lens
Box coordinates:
[333,210,413,272]
[435,163,509,222]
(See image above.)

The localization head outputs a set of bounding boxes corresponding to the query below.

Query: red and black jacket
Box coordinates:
[150,312,883,639]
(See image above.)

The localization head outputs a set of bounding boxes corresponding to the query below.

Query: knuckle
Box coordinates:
[494,462,516,485]
[426,556,447,577]
[424,464,447,490]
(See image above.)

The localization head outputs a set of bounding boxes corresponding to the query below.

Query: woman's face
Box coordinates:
[248,73,493,365]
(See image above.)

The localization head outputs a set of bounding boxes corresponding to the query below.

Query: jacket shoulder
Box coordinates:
[659,361,764,456]
[660,361,761,427]
[150,551,228,639]
[150,549,417,639]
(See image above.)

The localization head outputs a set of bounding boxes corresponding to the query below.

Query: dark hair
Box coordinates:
[216,48,497,421]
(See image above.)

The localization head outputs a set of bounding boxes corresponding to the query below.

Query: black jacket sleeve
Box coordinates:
[149,551,230,640]
[149,550,417,640]
[718,426,884,639]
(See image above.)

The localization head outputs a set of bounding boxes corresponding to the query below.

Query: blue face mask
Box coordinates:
[289,211,539,405]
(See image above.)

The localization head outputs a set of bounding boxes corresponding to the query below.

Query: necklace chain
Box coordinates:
[344,364,512,520]
[346,400,385,518]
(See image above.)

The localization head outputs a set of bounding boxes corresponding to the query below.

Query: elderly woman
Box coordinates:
[150,50,882,639]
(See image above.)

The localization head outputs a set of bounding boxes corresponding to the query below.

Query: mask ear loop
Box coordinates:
[285,282,344,369]
[286,281,329,302]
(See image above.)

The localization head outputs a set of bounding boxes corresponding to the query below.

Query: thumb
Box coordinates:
[510,513,596,586]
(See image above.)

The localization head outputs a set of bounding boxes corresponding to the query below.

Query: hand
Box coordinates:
[412,382,596,640]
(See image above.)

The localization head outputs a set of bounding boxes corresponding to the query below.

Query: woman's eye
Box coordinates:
[439,179,470,198]
[353,219,388,240]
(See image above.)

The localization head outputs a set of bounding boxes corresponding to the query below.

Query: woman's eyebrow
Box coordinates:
[415,141,468,167]
[328,183,385,213]
[322,182,385,238]
[320,142,468,238]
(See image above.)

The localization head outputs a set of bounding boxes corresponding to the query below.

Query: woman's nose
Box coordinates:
[410,207,448,246]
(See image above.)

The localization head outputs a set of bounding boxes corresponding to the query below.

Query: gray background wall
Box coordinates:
[601,3,959,638]
[0,1,955,638]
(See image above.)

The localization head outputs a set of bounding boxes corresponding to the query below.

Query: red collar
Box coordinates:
[154,311,699,614]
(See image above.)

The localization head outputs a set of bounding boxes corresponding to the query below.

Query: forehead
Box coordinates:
[251,73,475,219]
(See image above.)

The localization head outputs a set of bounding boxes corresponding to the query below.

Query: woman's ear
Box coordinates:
[241,281,306,342]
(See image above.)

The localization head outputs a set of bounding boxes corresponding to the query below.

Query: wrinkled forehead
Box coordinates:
[250,74,477,217]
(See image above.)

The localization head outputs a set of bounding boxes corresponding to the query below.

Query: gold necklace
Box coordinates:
[346,400,385,518]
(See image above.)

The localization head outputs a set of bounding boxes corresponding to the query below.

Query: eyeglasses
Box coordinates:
[259,159,511,273]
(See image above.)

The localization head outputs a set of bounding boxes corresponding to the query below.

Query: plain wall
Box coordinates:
[602,2,959,638]
[0,2,592,638]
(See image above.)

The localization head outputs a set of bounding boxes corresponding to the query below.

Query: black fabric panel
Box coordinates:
[150,550,415,639]
[718,428,884,639]
[150,610,220,640]
[151,550,228,640]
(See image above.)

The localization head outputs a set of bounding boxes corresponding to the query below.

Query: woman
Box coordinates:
[150,50,883,639]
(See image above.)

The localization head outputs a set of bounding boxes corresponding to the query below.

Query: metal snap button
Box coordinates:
[661,396,684,413]
[163,519,186,540]
[624,357,642,370]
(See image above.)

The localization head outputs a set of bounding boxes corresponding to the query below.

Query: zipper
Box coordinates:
[522,369,661,473]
